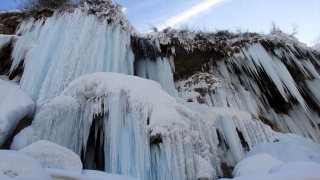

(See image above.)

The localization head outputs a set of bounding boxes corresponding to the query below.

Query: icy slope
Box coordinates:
[0,80,34,147]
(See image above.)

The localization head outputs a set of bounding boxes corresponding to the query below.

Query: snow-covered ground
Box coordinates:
[220,132,320,180]
[0,141,141,180]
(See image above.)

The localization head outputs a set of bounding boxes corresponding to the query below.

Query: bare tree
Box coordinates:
[269,21,283,35]
[18,0,72,10]
[291,23,298,37]
[311,34,320,46]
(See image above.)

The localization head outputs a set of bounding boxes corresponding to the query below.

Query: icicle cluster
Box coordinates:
[175,72,274,165]
[135,57,178,97]
[10,9,134,105]
[211,42,320,142]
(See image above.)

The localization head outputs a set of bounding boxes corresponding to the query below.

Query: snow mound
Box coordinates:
[19,140,83,173]
[221,161,320,180]
[245,132,320,163]
[46,168,84,180]
[232,153,284,177]
[82,170,141,180]
[0,150,52,180]
[0,80,34,146]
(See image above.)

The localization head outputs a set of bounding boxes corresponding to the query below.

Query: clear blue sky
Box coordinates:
[1,0,319,46]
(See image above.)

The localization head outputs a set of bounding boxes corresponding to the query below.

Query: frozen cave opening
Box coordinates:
[81,115,105,171]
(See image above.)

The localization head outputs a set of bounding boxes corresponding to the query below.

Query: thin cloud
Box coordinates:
[158,0,231,30]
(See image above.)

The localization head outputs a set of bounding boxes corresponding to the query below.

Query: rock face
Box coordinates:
[0,23,4,34]
[1,17,20,34]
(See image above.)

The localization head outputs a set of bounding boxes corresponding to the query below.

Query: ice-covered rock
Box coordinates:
[0,150,52,180]
[19,140,83,173]
[0,80,34,147]
[232,153,284,177]
[10,96,80,152]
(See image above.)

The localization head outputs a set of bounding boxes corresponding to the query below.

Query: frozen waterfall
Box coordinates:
[10,9,134,105]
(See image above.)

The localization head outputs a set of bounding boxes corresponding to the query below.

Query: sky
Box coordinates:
[1,0,319,46]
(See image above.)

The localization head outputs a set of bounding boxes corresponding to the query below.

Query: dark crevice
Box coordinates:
[81,115,105,171]
[1,115,33,149]
[236,128,249,151]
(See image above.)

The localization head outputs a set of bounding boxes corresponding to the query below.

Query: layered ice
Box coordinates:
[0,80,34,147]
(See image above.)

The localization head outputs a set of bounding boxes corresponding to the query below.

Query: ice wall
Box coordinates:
[11,73,219,179]
[10,9,134,105]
